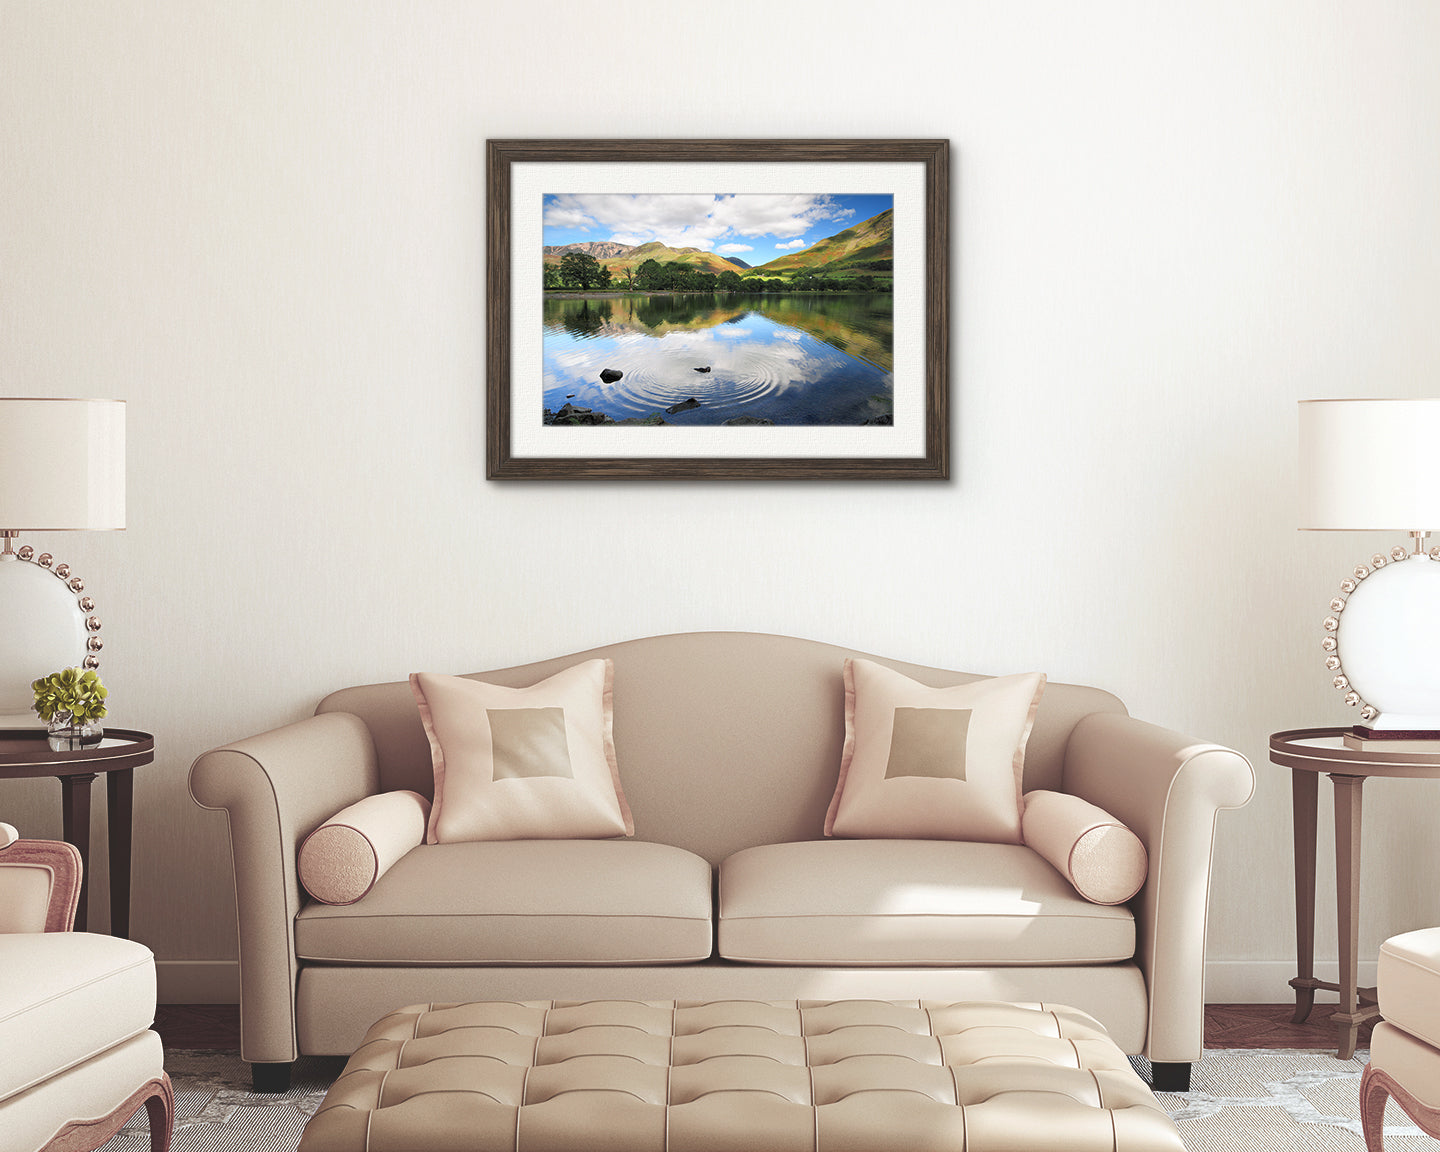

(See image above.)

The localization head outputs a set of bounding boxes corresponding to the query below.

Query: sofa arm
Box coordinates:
[1063,712,1254,1065]
[188,712,379,1064]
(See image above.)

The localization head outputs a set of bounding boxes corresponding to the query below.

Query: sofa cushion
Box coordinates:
[1379,927,1440,1048]
[411,660,634,844]
[295,840,713,965]
[825,660,1045,844]
[0,932,156,1102]
[718,840,1135,966]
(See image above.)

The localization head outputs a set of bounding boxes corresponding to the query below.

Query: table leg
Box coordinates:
[60,772,97,933]
[1290,768,1320,1023]
[1332,772,1365,1060]
[107,768,134,939]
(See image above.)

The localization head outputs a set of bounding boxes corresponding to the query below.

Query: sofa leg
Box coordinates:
[251,1061,293,1093]
[1150,1061,1192,1092]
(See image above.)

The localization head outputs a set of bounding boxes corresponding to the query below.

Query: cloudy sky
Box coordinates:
[542,193,892,258]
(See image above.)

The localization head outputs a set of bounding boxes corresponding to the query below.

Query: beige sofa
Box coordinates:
[189,632,1254,1094]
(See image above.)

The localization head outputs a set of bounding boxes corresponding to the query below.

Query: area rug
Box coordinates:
[97,1048,1427,1151]
[1137,1050,1431,1150]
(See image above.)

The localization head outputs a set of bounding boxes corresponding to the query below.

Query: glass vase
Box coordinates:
[47,715,104,751]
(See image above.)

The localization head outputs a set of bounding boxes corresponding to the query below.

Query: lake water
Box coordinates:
[542,293,894,426]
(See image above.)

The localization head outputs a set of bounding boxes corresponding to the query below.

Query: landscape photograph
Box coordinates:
[540,193,895,428]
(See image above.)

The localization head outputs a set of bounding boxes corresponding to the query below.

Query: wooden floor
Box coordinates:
[1203,1002,1376,1050]
[152,1003,1375,1053]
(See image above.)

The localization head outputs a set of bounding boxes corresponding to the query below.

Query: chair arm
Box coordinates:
[188,712,378,1064]
[1063,711,1254,1065]
[0,838,82,932]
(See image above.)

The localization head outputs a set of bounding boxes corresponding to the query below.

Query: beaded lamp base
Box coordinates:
[1324,542,1440,735]
[0,547,103,716]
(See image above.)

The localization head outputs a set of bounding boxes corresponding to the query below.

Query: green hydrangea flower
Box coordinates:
[31,668,109,724]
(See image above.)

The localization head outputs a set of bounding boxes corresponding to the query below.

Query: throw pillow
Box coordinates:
[411,659,634,844]
[824,659,1046,843]
[297,790,430,906]
[1021,789,1148,905]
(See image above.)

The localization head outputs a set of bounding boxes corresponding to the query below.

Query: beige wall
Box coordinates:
[4,0,1440,1001]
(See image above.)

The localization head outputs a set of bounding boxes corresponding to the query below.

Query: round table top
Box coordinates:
[1270,726,1440,778]
[0,728,155,779]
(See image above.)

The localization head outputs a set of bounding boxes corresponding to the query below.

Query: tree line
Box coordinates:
[545,251,890,294]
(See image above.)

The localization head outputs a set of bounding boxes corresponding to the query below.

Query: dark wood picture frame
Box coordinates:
[486,139,949,480]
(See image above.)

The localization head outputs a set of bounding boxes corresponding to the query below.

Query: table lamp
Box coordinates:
[0,398,125,718]
[1299,398,1440,738]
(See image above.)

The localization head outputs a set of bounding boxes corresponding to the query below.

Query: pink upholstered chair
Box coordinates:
[0,820,173,1152]
[1361,928,1440,1151]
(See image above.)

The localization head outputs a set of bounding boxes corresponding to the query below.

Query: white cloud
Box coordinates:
[542,193,852,248]
[542,202,597,231]
[774,239,808,250]
[711,194,853,238]
[717,243,754,254]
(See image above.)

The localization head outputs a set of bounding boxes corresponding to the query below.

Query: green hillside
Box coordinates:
[750,209,893,278]
[543,240,740,278]
[541,209,894,291]
[603,242,740,277]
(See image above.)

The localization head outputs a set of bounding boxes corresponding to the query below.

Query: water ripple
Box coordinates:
[542,298,893,425]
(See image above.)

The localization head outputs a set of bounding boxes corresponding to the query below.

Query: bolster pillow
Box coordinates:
[1021,790,1147,905]
[298,790,430,905]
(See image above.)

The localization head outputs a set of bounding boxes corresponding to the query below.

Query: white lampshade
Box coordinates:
[1299,398,1440,531]
[0,398,126,530]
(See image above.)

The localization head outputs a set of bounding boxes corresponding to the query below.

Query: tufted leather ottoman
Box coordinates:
[298,999,1182,1152]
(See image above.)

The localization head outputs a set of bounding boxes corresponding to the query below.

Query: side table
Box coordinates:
[1270,727,1440,1059]
[0,728,155,935]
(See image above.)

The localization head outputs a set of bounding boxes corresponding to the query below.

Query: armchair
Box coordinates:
[1362,927,1440,1150]
[0,820,173,1152]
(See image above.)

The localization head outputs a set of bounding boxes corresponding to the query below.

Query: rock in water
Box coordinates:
[599,368,623,383]
[693,366,711,373]
[551,402,616,425]
[722,416,773,426]
[666,397,701,414]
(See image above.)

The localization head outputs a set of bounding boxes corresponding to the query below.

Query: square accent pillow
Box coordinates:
[410,659,634,844]
[824,659,1046,843]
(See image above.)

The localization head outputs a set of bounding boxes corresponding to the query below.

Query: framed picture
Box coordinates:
[486,139,948,480]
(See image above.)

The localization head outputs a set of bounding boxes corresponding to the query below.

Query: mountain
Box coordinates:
[750,209,893,277]
[542,239,744,278]
[543,241,635,260]
[541,213,893,284]
[599,241,742,277]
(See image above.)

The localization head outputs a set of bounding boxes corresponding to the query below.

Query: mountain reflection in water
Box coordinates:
[542,293,894,426]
